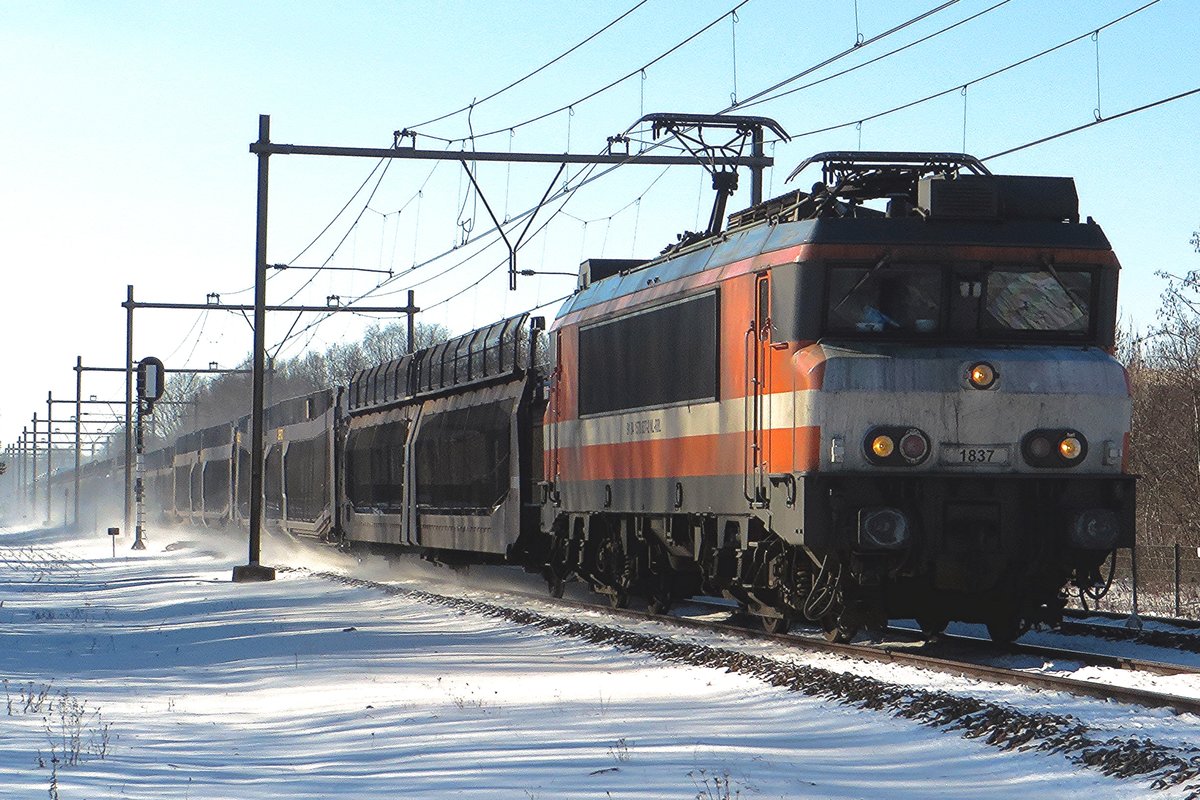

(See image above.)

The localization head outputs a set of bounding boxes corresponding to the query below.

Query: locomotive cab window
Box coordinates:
[825,264,942,335]
[822,260,1105,343]
[980,266,1094,335]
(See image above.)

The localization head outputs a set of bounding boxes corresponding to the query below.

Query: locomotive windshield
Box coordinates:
[823,262,1097,341]
[981,268,1091,333]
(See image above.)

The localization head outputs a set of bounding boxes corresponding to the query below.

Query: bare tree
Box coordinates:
[155,319,452,438]
[411,321,452,351]
[1126,243,1200,546]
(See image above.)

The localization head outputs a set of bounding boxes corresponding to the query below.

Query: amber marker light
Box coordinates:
[871,435,895,458]
[1059,436,1083,460]
[968,362,997,389]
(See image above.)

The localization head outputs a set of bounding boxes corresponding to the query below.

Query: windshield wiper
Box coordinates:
[830,252,892,318]
[1041,257,1088,318]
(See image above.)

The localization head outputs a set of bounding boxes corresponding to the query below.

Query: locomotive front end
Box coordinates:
[799,320,1133,637]
[769,158,1135,639]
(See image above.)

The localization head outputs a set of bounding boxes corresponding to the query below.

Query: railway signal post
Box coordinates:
[132,356,165,550]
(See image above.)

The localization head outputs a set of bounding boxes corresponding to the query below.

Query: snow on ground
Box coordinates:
[0,521,1186,798]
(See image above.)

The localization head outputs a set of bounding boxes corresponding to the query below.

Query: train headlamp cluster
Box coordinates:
[1022,429,1087,468]
[871,435,894,458]
[968,362,997,389]
[864,426,930,466]
[1068,509,1120,550]
[857,507,910,550]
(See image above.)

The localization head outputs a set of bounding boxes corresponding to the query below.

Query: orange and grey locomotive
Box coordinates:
[540,152,1133,641]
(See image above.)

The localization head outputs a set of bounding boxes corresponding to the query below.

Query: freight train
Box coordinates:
[82,152,1136,643]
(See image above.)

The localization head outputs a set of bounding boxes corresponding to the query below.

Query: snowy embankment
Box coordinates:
[0,523,1189,798]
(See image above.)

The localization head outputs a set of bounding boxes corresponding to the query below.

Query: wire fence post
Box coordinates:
[1175,542,1182,618]
[1126,544,1142,629]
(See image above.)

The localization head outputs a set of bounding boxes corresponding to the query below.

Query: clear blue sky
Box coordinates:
[2,0,1197,450]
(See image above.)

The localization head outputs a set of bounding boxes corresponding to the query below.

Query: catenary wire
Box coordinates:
[727,0,962,112]
[731,0,1014,112]
[277,0,981,311]
[407,0,654,130]
[162,311,209,363]
[983,85,1200,161]
[270,161,601,355]
[763,0,1165,146]
[435,0,755,145]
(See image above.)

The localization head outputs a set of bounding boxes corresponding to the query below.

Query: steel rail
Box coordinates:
[881,625,1195,678]
[1064,607,1200,631]
[599,607,1200,715]
[287,568,1200,717]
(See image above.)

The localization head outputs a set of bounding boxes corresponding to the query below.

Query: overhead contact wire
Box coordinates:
[407,0,653,130]
[271,1,989,346]
[984,85,1200,161]
[306,0,974,309]
[732,0,1012,112]
[729,0,963,111]
[770,0,1165,143]
[442,0,754,144]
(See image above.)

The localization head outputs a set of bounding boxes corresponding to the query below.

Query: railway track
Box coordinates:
[1066,607,1200,630]
[645,598,1200,716]
[1057,607,1200,654]
[281,565,1200,791]
[287,565,1200,717]
[894,626,1195,678]
[7,532,1198,793]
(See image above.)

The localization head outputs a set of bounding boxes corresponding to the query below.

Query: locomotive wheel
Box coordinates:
[547,575,565,599]
[821,616,858,644]
[916,615,949,638]
[761,614,791,635]
[646,589,672,616]
[985,616,1025,644]
[608,589,629,609]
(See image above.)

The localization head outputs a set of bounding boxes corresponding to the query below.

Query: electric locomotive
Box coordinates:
[541,152,1133,641]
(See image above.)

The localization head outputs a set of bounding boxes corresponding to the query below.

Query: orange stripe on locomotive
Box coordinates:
[551,426,821,482]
